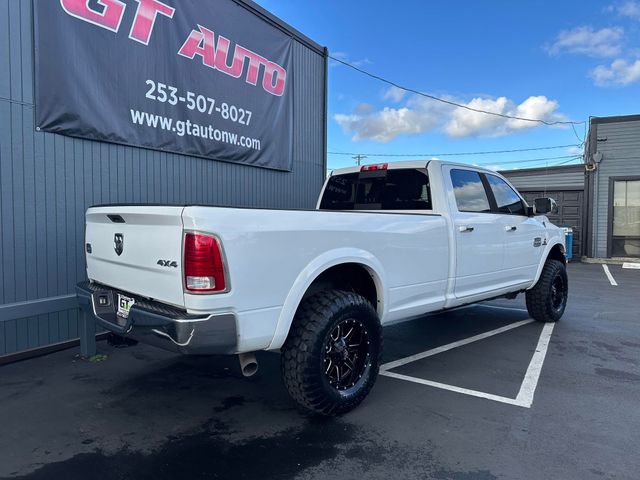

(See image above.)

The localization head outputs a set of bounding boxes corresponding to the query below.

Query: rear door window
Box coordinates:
[450,169,491,213]
[320,169,432,211]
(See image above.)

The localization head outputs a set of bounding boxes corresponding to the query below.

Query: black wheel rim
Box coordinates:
[323,319,370,391]
[550,274,566,311]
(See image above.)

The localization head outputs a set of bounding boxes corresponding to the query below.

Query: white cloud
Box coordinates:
[335,94,567,142]
[330,52,372,68]
[508,96,562,130]
[446,95,565,138]
[334,94,451,143]
[612,1,640,19]
[480,165,504,172]
[547,26,624,57]
[445,97,509,138]
[591,58,640,85]
[382,86,407,103]
[550,9,640,87]
[566,145,584,155]
[334,106,440,143]
[354,103,374,114]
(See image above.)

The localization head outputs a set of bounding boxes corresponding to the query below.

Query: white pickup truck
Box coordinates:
[77,160,568,415]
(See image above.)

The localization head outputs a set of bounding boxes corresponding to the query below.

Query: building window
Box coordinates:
[612,179,640,258]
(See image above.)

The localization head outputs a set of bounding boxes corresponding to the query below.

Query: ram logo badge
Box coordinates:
[114,233,124,256]
[533,237,542,248]
[157,260,179,268]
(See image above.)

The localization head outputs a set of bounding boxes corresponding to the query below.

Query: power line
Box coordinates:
[490,157,584,172]
[328,143,581,158]
[474,155,582,166]
[571,123,587,146]
[327,155,583,171]
[555,157,584,166]
[329,55,586,127]
[492,157,584,171]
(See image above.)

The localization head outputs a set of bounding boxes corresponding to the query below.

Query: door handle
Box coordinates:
[505,226,517,232]
[459,226,475,233]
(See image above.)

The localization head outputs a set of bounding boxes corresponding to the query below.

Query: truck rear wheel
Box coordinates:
[526,259,568,323]
[281,290,382,416]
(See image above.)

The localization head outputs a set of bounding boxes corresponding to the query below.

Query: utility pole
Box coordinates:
[353,154,367,166]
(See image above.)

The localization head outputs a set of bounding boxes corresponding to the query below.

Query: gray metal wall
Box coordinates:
[501,165,585,192]
[588,118,640,257]
[0,0,327,357]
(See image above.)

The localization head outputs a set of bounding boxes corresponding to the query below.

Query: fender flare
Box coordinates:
[267,248,387,350]
[530,240,566,288]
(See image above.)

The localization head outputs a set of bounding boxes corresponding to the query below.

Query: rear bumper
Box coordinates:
[76,281,238,355]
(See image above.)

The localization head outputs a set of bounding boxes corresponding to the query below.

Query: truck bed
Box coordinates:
[85,205,450,350]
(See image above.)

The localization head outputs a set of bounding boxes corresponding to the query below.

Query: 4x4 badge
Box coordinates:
[157,260,178,268]
[114,233,124,256]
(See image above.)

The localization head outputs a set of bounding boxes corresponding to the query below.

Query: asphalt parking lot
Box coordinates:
[1,262,639,480]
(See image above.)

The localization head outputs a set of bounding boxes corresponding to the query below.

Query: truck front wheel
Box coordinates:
[526,259,568,323]
[281,290,382,415]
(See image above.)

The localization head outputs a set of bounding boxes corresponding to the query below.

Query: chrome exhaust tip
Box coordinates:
[238,352,258,377]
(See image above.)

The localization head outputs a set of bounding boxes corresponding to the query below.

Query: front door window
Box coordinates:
[612,180,640,257]
[485,174,527,216]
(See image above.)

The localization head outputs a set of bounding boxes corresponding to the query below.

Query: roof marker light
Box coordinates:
[361,163,388,172]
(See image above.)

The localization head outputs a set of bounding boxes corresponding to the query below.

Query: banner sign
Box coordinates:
[34,0,294,171]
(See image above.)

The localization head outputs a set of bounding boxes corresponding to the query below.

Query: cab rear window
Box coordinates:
[320,169,432,211]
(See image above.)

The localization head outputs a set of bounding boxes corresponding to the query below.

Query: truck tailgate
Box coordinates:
[85,206,186,308]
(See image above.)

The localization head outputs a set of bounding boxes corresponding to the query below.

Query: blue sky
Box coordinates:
[255,0,640,171]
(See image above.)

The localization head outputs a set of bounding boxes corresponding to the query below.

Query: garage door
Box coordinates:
[520,190,584,258]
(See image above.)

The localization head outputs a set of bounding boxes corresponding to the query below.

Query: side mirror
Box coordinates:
[534,197,558,215]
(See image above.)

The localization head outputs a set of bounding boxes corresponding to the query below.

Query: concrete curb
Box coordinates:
[580,256,640,265]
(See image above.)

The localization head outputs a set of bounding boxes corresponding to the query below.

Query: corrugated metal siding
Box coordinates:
[0,0,326,356]
[591,121,640,257]
[502,167,585,191]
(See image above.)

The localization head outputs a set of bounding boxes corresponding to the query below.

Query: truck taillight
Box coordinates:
[184,233,227,293]
[361,163,388,172]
